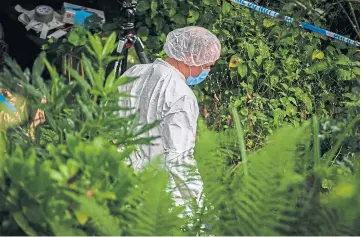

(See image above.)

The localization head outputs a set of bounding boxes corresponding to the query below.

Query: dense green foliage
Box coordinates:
[0,31,360,236]
[0,0,359,235]
[128,0,360,152]
[45,0,360,152]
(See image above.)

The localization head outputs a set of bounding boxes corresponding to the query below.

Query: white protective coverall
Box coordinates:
[118,59,203,214]
[118,26,221,216]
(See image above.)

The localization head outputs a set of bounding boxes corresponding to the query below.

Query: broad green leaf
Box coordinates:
[153,16,165,32]
[234,99,242,107]
[102,32,117,58]
[13,211,38,236]
[288,97,297,106]
[104,69,116,94]
[286,103,297,116]
[247,44,256,59]
[67,31,80,46]
[76,94,93,120]
[67,67,91,91]
[187,10,200,24]
[81,55,100,89]
[222,1,232,14]
[137,1,150,12]
[172,14,186,26]
[305,61,328,74]
[337,68,354,80]
[312,50,325,60]
[334,54,351,65]
[263,18,276,28]
[352,67,360,75]
[273,108,283,125]
[151,10,157,19]
[255,56,263,66]
[270,75,279,86]
[264,60,275,73]
[144,16,152,26]
[85,45,96,56]
[209,0,218,6]
[87,33,102,56]
[300,95,313,111]
[281,83,289,90]
[74,209,89,225]
[202,0,211,5]
[50,169,63,181]
[151,0,158,11]
[179,2,189,15]
[238,63,248,78]
[168,9,176,18]
[32,52,49,99]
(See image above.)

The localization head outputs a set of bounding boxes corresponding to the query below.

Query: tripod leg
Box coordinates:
[134,36,150,64]
[120,47,129,75]
[112,37,127,77]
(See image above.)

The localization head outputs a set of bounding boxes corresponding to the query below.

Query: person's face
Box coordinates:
[188,61,216,77]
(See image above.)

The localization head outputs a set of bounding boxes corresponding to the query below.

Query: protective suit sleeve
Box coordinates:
[160,95,203,216]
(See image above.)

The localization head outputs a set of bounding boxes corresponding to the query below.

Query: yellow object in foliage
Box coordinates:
[334,184,354,198]
[0,89,27,130]
[229,55,241,68]
[312,50,325,60]
[74,210,89,225]
[100,192,117,200]
[0,88,46,138]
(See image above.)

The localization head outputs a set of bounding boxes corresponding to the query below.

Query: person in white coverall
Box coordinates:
[118,26,221,216]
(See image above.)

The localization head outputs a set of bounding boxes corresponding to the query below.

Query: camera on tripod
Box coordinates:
[118,0,137,31]
[114,0,150,76]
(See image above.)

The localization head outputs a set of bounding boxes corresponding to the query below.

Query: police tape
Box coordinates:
[231,0,360,48]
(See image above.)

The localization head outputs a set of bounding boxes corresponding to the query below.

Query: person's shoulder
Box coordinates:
[151,59,181,78]
[123,63,152,77]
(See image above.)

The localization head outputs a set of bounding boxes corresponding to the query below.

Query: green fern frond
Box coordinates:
[121,161,186,236]
[48,221,86,236]
[64,191,122,235]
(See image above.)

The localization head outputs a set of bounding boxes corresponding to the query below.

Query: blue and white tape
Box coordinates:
[0,94,16,112]
[232,0,360,48]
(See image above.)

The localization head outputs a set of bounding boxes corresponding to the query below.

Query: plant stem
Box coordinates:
[336,0,360,38]
[312,116,320,165]
[347,0,360,36]
[231,107,248,176]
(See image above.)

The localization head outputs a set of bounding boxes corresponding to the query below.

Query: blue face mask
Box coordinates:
[186,69,210,86]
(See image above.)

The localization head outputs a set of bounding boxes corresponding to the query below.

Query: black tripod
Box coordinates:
[0,23,9,67]
[113,0,150,77]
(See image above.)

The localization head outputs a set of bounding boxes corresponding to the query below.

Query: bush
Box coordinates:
[0,0,359,235]
[0,33,359,236]
[130,0,360,153]
[43,1,360,152]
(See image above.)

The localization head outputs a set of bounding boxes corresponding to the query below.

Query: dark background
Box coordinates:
[0,0,103,69]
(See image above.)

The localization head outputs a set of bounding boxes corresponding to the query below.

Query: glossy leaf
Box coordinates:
[263,18,276,28]
[238,63,248,78]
